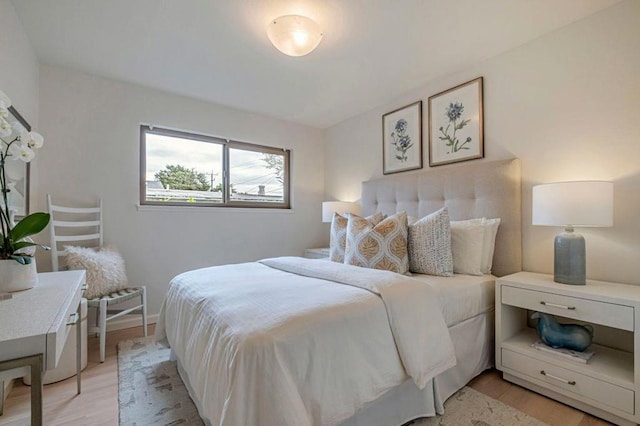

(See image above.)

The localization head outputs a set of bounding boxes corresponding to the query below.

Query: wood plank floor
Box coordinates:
[0,325,612,425]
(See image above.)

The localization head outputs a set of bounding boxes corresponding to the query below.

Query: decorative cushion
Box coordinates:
[344,211,409,274]
[65,245,129,299]
[480,218,501,274]
[329,212,384,263]
[408,207,453,276]
[450,219,485,276]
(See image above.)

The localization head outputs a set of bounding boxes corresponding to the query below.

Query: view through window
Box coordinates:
[141,126,290,208]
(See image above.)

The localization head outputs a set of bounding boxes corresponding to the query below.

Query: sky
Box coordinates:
[145,133,283,195]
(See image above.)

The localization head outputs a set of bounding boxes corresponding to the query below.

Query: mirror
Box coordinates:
[3,106,30,217]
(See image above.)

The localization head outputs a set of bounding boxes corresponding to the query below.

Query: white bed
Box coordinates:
[156,158,522,426]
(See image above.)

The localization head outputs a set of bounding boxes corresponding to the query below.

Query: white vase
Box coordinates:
[0,258,37,293]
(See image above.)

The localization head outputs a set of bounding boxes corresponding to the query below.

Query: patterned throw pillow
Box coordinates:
[344,211,409,274]
[329,212,384,262]
[408,207,453,276]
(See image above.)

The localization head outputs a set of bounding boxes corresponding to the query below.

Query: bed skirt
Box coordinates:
[174,309,494,426]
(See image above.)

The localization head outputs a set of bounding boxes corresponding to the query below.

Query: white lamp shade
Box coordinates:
[267,15,323,57]
[322,201,361,223]
[532,181,613,227]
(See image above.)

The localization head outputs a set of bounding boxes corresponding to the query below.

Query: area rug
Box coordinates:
[118,336,204,425]
[409,386,546,425]
[118,336,545,426]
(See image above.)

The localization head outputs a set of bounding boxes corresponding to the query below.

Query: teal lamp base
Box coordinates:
[554,227,586,285]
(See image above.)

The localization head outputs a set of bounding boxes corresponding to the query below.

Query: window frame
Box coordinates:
[140,125,291,209]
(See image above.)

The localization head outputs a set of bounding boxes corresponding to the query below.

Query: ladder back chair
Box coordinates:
[47,194,147,362]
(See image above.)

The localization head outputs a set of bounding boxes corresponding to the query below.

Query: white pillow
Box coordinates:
[450,219,485,276]
[65,245,129,299]
[408,207,453,276]
[480,218,501,274]
[450,217,501,275]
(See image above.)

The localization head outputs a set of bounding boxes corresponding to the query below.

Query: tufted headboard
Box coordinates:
[362,158,522,277]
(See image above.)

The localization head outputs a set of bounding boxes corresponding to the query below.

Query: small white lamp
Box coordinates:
[322,201,361,223]
[267,15,323,57]
[532,181,613,285]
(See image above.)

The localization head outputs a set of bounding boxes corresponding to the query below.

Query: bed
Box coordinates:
[156,158,522,426]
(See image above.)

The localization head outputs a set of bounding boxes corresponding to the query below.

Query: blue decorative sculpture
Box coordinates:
[531,312,594,352]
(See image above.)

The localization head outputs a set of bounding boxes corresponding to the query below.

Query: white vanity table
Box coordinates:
[0,270,86,425]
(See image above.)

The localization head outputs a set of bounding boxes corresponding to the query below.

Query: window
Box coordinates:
[140,126,290,208]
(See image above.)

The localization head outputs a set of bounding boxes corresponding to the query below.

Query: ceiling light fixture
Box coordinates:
[267,15,323,57]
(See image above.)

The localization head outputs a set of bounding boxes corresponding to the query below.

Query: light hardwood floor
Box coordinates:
[0,324,612,426]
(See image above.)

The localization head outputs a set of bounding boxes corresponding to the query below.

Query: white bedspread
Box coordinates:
[156,257,455,426]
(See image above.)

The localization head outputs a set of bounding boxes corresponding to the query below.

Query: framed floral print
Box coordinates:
[428,77,483,167]
[382,101,422,174]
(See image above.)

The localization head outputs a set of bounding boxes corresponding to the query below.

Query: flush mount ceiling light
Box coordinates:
[267,14,323,57]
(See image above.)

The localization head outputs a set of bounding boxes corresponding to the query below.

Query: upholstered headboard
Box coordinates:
[362,158,522,277]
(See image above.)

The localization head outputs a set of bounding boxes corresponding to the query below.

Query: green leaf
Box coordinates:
[12,241,38,251]
[455,119,470,130]
[10,255,29,264]
[10,212,51,243]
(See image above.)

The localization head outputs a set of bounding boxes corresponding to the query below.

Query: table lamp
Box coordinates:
[532,181,613,285]
[322,201,361,223]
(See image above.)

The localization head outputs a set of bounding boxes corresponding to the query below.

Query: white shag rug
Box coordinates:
[118,337,546,426]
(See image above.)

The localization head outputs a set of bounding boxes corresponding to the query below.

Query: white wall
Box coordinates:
[34,66,326,315]
[0,0,39,126]
[325,1,640,285]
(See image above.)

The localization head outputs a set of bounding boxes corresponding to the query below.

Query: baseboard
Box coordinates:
[106,313,159,333]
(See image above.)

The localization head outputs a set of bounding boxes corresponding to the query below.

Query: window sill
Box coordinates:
[135,204,294,214]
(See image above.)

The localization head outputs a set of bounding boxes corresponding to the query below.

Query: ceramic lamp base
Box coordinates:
[554,227,585,285]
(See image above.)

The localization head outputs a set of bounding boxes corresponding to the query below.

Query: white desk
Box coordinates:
[0,270,86,426]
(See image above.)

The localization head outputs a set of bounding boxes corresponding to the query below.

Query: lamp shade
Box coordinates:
[322,201,361,223]
[267,15,323,57]
[532,181,613,227]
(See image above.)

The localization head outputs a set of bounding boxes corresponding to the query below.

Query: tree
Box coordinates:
[155,164,210,191]
[211,182,233,192]
[262,154,284,183]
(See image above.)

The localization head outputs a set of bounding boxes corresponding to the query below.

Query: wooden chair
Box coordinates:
[47,194,147,362]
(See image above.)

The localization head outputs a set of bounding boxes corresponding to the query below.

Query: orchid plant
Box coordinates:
[0,90,50,264]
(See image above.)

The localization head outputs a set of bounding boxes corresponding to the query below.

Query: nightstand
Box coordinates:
[496,272,640,426]
[304,248,330,259]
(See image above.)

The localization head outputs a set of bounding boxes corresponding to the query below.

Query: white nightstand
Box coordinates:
[304,248,330,259]
[496,272,640,426]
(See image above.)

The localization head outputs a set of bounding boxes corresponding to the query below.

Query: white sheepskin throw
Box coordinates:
[65,245,129,299]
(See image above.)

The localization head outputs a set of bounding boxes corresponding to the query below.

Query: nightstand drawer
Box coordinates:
[502,349,634,414]
[502,285,634,331]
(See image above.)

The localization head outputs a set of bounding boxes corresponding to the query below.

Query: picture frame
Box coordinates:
[4,106,31,217]
[382,101,422,174]
[428,77,483,167]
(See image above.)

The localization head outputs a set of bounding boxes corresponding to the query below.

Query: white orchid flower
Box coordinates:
[25,131,44,149]
[0,90,11,109]
[9,143,35,162]
[0,119,12,138]
[11,121,25,135]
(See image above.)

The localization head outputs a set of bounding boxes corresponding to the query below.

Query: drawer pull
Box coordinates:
[81,284,88,292]
[67,312,79,325]
[540,370,576,385]
[540,301,576,310]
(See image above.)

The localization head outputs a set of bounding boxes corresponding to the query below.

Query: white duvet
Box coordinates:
[156,257,456,426]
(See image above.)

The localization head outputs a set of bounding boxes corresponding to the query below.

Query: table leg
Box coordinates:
[76,303,81,395]
[29,355,43,426]
[0,354,43,426]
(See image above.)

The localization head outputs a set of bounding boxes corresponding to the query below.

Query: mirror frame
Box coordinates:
[6,105,31,216]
